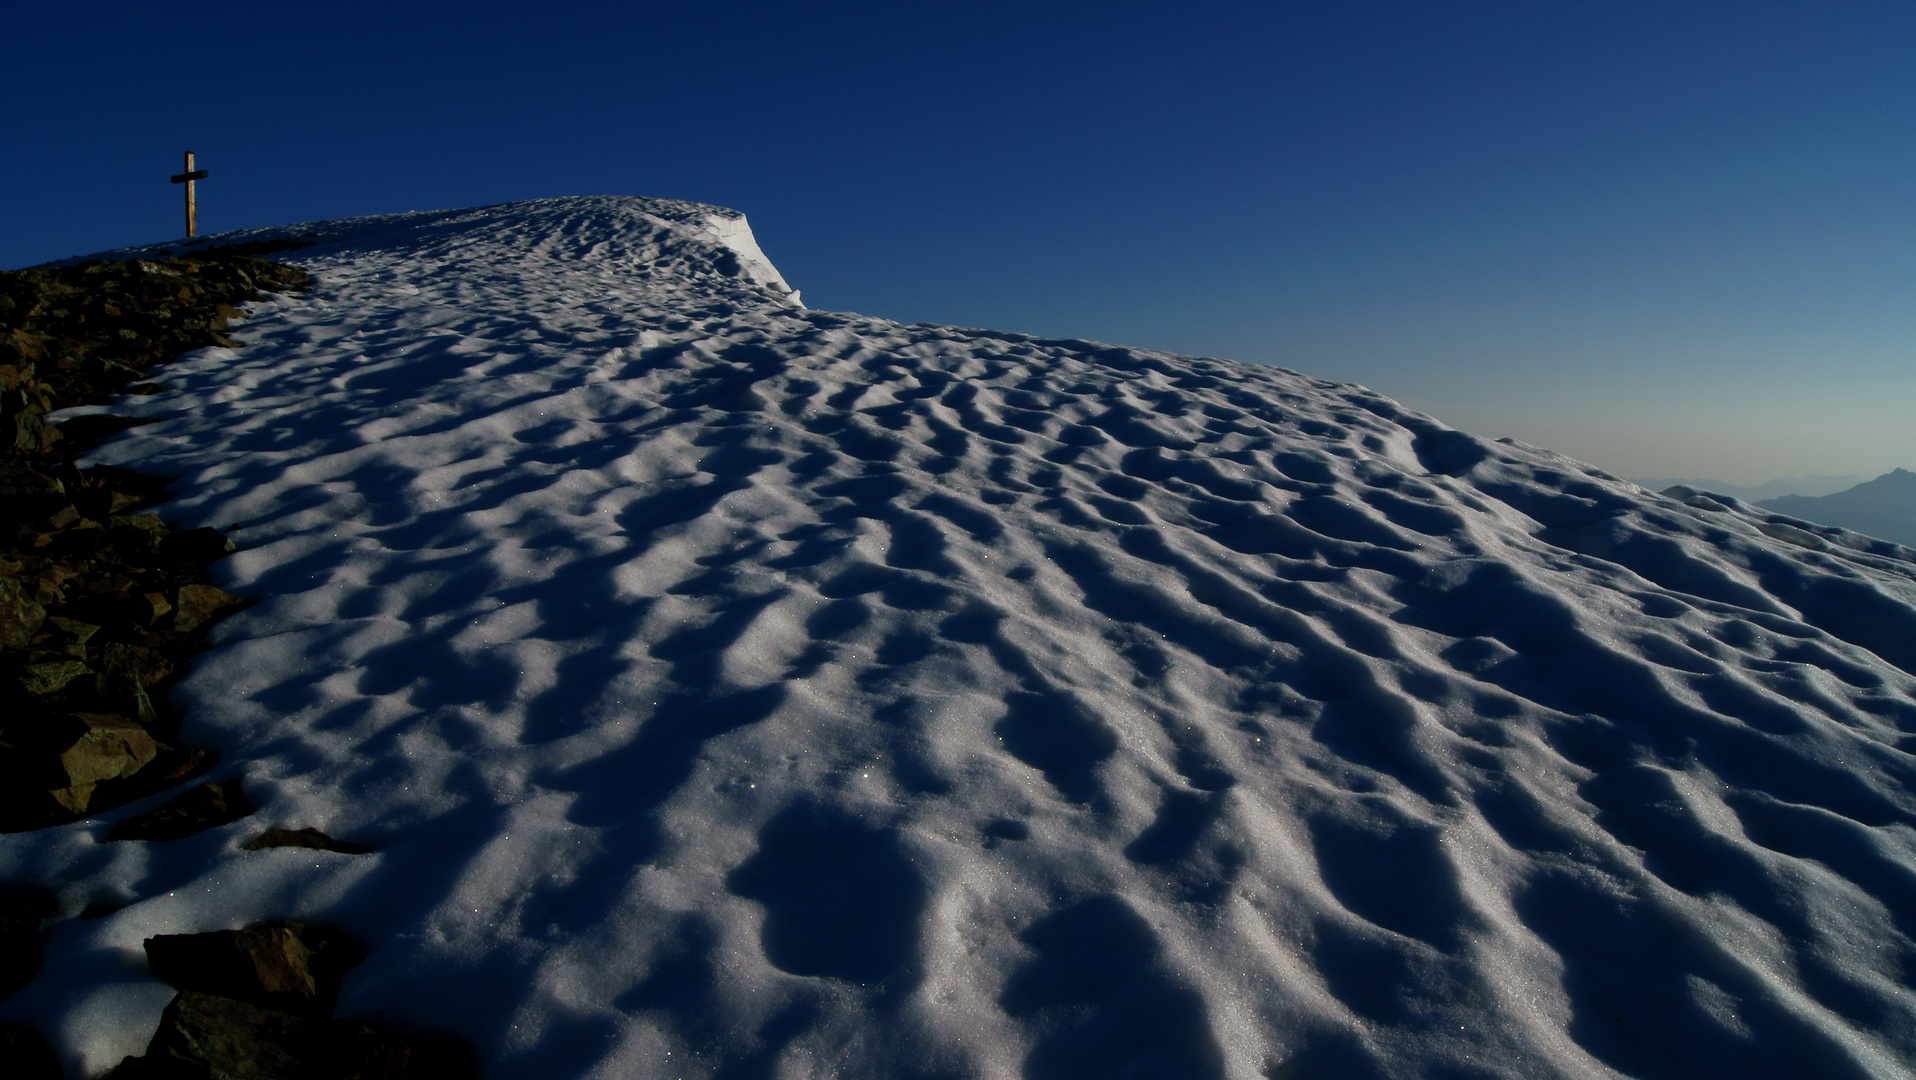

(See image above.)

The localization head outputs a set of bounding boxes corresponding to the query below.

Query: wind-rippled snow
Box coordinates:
[7,196,1916,1079]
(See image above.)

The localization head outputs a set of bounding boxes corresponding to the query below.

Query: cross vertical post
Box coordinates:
[169,151,210,237]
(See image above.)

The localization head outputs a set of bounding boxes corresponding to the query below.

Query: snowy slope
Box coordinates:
[7,196,1916,1080]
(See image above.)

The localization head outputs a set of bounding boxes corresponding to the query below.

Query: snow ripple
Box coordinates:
[7,196,1916,1080]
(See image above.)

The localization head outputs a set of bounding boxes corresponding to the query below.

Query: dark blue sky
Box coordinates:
[7,1,1913,482]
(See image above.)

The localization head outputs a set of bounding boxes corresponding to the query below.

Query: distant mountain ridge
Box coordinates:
[1628,474,1862,501]
[1759,468,1916,547]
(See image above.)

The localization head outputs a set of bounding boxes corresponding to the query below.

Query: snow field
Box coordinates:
[4,196,1916,1079]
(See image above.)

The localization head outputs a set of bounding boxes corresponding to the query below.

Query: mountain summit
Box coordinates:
[1761,467,1916,548]
[5,196,1915,1080]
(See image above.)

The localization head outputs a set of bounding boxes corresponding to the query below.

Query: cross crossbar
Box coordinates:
[170,170,209,183]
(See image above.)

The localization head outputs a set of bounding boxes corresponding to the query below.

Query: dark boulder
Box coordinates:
[144,921,367,1018]
[108,778,254,843]
[108,991,412,1080]
[242,828,373,856]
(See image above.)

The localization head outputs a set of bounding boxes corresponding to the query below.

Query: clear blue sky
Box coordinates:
[7,1,1913,483]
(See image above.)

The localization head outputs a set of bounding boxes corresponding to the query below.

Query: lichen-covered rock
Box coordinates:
[0,577,45,650]
[18,656,88,694]
[8,408,61,453]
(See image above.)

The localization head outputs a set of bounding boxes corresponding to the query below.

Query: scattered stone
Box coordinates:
[243,827,374,856]
[53,713,162,813]
[107,778,253,843]
[0,738,215,833]
[0,882,57,999]
[101,641,175,687]
[9,409,61,453]
[0,577,45,649]
[144,921,366,1018]
[19,656,89,694]
[108,991,413,1080]
[0,464,63,498]
[47,615,99,643]
[174,584,245,633]
[110,913,477,1079]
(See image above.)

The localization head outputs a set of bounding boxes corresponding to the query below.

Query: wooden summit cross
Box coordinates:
[170,151,210,237]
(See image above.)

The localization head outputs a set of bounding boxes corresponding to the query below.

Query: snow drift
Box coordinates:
[5,196,1916,1079]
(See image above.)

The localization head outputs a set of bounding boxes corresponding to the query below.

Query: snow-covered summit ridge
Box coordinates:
[78,194,799,301]
[8,197,1916,1080]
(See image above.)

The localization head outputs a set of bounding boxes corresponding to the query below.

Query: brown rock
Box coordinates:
[18,657,90,694]
[107,778,254,843]
[114,991,411,1080]
[143,921,366,1018]
[112,513,168,535]
[54,713,160,813]
[47,615,100,643]
[109,515,169,558]
[88,572,138,599]
[101,641,174,687]
[0,577,46,650]
[116,590,175,627]
[242,828,373,856]
[10,409,61,452]
[0,465,62,498]
[174,584,245,633]
[31,568,70,606]
[0,742,216,834]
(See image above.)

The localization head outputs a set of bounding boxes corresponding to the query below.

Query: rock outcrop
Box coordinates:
[0,252,305,831]
[108,922,473,1079]
[2,242,474,1078]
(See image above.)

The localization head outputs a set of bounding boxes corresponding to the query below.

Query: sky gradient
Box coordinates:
[5,1,1912,484]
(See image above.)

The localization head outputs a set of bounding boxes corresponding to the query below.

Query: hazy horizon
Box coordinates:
[1624,473,1870,500]
[6,1,1912,483]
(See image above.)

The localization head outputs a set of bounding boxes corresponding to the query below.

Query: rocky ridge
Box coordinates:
[0,251,311,830]
[1,244,470,1078]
